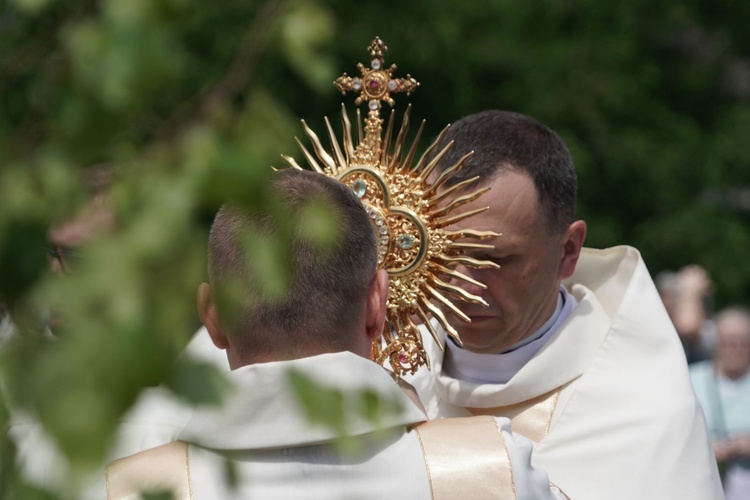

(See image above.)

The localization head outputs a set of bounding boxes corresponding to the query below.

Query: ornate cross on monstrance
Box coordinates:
[334,37,420,109]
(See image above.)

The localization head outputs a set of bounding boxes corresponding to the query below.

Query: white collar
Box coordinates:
[179,351,427,450]
[444,286,578,384]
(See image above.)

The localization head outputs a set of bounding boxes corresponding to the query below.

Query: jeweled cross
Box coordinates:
[334,37,419,111]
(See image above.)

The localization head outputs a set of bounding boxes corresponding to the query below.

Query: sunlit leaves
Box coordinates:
[63,0,187,112]
[278,2,337,92]
[7,0,55,15]
[163,358,230,407]
[1,1,336,496]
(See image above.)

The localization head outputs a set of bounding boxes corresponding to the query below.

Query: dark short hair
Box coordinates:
[207,169,377,360]
[429,110,577,233]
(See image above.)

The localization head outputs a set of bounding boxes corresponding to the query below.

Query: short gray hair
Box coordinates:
[207,169,378,360]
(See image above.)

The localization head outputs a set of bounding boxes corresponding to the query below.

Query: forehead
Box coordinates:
[448,170,545,239]
[718,314,750,338]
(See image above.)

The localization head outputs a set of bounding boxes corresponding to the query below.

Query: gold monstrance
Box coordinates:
[283,37,499,377]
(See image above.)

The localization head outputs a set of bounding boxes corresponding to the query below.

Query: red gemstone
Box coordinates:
[398,354,407,363]
[369,80,379,89]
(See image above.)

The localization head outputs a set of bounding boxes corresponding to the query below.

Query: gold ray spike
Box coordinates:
[294,137,325,174]
[443,229,502,240]
[419,295,462,346]
[280,155,304,170]
[424,283,470,323]
[381,109,395,166]
[356,108,363,143]
[424,153,472,196]
[285,37,496,377]
[324,116,346,174]
[417,140,454,184]
[415,303,445,351]
[430,176,481,204]
[428,186,491,218]
[428,262,487,289]
[446,242,495,251]
[382,322,396,343]
[301,120,336,171]
[434,206,490,228]
[415,125,451,177]
[438,253,500,269]
[340,105,355,162]
[430,277,487,305]
[390,105,411,168]
[401,118,425,173]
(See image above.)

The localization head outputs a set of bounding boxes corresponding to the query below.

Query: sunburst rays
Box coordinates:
[282,105,498,376]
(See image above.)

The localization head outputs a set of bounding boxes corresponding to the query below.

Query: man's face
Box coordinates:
[443,170,566,354]
[716,315,750,377]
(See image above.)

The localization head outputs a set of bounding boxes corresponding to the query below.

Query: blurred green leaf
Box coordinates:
[142,491,173,500]
[297,197,341,252]
[7,0,55,15]
[163,358,230,407]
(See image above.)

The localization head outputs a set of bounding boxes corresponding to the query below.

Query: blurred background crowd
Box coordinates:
[656,265,750,498]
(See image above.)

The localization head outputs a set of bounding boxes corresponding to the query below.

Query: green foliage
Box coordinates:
[0,0,338,497]
[141,492,173,500]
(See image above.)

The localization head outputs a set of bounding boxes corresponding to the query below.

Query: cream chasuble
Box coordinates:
[407,246,725,500]
[106,352,568,499]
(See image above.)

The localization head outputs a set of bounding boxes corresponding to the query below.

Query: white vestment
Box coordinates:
[407,246,724,500]
[107,351,569,499]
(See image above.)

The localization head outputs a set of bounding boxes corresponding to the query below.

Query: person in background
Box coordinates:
[691,306,750,500]
[656,264,716,364]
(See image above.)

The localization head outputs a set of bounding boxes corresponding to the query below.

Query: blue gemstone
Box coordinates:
[353,179,367,198]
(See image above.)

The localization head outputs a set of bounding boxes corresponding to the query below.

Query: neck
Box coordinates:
[229,342,364,370]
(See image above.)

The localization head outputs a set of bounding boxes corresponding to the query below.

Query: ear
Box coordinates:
[558,220,587,280]
[197,283,229,350]
[365,269,389,341]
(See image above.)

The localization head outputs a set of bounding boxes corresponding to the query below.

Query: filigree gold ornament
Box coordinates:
[282,37,499,377]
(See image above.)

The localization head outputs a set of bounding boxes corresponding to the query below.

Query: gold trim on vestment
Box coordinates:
[415,425,436,499]
[415,416,515,500]
[105,440,192,500]
[184,441,194,500]
[551,481,572,499]
[467,387,562,443]
[105,458,111,498]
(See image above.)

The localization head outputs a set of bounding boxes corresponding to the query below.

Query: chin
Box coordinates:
[456,319,520,353]
[455,328,501,354]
